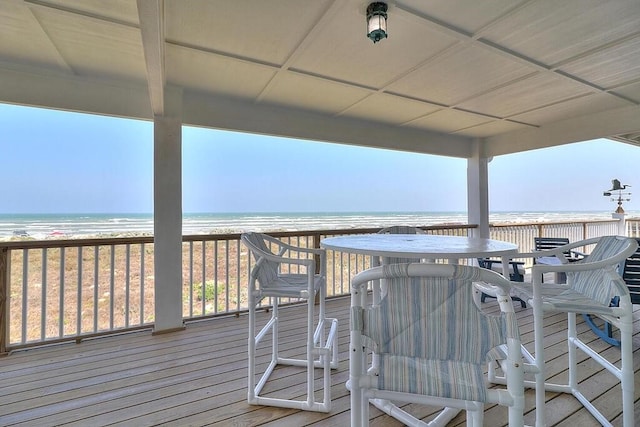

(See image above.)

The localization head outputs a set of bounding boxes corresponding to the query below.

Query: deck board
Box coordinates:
[1,297,639,426]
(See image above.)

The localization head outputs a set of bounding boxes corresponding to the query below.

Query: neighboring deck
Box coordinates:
[1,296,639,426]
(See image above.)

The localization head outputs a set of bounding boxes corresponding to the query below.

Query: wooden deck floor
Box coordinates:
[1,296,639,426]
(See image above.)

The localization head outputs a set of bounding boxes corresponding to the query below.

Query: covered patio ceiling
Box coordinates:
[2,0,640,158]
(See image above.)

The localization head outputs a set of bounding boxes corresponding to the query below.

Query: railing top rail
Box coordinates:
[1,224,479,249]
[0,235,155,250]
[489,219,618,228]
[183,224,478,241]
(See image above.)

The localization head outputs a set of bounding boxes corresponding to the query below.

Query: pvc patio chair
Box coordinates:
[241,232,339,412]
[583,236,640,346]
[349,263,526,427]
[533,237,585,283]
[476,257,528,308]
[509,235,638,427]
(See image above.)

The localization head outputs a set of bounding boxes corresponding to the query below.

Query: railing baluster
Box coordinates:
[59,247,65,338]
[77,247,82,336]
[125,244,131,328]
[140,243,145,325]
[21,249,28,344]
[187,242,194,317]
[109,245,115,330]
[213,240,219,314]
[0,247,8,354]
[225,241,230,313]
[41,248,47,341]
[93,246,99,333]
[235,240,241,312]
[200,240,206,315]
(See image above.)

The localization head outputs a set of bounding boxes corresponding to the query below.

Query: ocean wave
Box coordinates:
[0,211,637,239]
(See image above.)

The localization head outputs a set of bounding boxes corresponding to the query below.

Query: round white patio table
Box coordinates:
[321,233,518,262]
[321,233,519,427]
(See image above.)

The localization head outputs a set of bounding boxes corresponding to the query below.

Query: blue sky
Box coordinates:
[2,102,638,214]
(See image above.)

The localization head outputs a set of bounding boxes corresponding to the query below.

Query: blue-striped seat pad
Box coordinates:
[378,356,486,402]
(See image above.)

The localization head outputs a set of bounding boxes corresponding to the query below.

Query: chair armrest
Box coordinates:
[569,249,587,259]
[530,251,628,275]
[260,233,325,256]
[253,249,316,267]
[482,259,524,268]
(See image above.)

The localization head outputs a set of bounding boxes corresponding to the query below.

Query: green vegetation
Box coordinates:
[192,280,225,301]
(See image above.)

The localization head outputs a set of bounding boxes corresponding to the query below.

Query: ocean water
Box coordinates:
[1,211,638,240]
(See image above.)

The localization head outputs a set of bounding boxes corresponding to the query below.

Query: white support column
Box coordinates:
[613,212,627,236]
[153,88,184,333]
[467,139,491,239]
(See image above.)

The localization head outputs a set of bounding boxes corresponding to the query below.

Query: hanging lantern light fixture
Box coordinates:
[366,2,388,43]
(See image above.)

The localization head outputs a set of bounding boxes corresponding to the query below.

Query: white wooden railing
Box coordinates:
[490,220,622,267]
[2,218,634,353]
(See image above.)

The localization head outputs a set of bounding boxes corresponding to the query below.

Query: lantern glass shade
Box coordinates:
[368,15,386,34]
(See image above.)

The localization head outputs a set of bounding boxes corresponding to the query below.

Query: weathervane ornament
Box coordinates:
[603,179,631,214]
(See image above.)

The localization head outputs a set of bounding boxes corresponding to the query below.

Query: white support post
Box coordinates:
[467,139,491,239]
[152,88,184,333]
[613,212,627,236]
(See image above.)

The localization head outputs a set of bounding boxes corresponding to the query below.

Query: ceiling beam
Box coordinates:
[484,104,640,156]
[137,0,165,116]
[0,63,152,119]
[182,91,474,159]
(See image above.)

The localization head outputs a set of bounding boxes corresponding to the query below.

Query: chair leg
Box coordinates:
[248,295,278,404]
[271,298,280,365]
[566,312,578,392]
[530,310,635,427]
[306,296,315,408]
[247,296,256,403]
[350,288,366,426]
[532,303,547,427]
[620,316,635,427]
[248,290,336,412]
[467,407,483,426]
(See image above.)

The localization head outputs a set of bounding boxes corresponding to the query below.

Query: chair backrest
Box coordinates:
[353,263,518,402]
[534,237,569,251]
[534,237,581,264]
[378,225,424,235]
[241,232,279,287]
[621,238,640,304]
[569,236,638,304]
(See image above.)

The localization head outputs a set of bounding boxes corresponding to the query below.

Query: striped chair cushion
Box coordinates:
[377,356,486,402]
[361,264,516,402]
